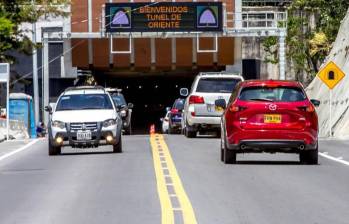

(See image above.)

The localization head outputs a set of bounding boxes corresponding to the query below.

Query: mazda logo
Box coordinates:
[268,104,277,111]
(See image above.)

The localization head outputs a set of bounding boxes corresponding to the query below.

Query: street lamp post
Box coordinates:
[32,0,40,127]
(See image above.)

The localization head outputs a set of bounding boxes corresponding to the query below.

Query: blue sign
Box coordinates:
[9,98,37,138]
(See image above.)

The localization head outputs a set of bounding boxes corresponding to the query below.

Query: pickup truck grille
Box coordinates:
[70,122,98,131]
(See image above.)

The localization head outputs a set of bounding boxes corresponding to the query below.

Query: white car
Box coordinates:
[161,111,170,134]
[45,86,123,155]
[181,72,244,138]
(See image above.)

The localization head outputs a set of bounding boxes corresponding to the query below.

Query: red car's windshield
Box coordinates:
[239,86,306,102]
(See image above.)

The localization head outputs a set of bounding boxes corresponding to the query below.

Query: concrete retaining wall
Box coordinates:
[306,9,349,138]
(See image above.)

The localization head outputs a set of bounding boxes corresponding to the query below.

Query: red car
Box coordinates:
[216,80,320,164]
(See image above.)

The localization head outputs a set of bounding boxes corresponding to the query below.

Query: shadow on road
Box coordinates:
[235,160,302,165]
[58,151,115,156]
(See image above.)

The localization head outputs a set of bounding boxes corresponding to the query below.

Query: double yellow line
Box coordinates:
[150,134,197,224]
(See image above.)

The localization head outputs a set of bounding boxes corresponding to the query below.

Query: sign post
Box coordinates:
[0,63,10,141]
[317,61,346,137]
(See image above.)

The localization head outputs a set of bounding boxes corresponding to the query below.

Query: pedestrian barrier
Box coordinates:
[0,118,29,140]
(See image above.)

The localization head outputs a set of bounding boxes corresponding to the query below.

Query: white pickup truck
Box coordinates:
[45,86,123,155]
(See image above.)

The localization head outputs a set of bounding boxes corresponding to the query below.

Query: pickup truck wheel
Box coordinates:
[48,139,60,156]
[56,146,61,155]
[113,138,123,153]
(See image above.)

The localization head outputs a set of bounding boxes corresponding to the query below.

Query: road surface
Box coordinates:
[0,135,349,224]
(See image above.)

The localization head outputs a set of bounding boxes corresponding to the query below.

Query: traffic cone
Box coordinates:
[150,124,155,134]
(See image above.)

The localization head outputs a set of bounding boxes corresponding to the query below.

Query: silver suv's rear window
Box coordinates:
[196,78,240,93]
[239,87,306,102]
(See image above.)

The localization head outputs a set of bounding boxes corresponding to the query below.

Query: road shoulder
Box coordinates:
[0,139,41,161]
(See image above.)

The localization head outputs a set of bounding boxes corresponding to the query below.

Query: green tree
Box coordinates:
[263,0,349,83]
[0,0,70,63]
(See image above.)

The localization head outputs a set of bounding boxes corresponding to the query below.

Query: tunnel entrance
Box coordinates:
[95,72,198,134]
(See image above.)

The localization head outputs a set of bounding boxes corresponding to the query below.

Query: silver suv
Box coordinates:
[181,72,244,138]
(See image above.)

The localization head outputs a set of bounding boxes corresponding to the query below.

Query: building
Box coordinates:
[13,0,289,129]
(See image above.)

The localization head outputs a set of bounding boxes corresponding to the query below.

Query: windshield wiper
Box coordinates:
[249,98,274,102]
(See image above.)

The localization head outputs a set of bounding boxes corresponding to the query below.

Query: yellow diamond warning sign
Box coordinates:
[317,61,345,89]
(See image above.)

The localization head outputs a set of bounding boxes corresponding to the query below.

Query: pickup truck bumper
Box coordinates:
[50,122,120,148]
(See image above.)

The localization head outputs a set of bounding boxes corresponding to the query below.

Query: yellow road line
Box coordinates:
[150,134,174,224]
[150,134,198,224]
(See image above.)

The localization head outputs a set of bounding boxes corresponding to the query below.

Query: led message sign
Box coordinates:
[105,2,223,32]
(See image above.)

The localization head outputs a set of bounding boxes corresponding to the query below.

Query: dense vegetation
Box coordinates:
[0,0,69,63]
[263,0,349,82]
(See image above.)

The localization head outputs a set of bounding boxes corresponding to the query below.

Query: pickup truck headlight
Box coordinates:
[103,119,117,127]
[120,110,127,117]
[52,120,65,129]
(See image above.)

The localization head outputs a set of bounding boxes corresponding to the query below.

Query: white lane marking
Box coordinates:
[319,152,349,166]
[0,139,41,162]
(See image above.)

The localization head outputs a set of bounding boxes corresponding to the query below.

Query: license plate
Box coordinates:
[207,104,215,112]
[215,106,224,112]
[77,130,92,140]
[264,114,281,123]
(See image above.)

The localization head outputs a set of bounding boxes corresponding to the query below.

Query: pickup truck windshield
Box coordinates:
[196,78,240,93]
[56,94,113,111]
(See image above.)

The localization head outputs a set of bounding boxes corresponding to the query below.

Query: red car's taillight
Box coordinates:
[229,105,247,112]
[306,105,315,112]
[171,108,179,113]
[189,95,205,104]
[298,105,315,112]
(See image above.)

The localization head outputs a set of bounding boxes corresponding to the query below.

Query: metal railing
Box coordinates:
[242,0,292,7]
[225,11,287,29]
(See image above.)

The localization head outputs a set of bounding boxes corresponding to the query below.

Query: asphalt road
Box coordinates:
[0,135,349,224]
